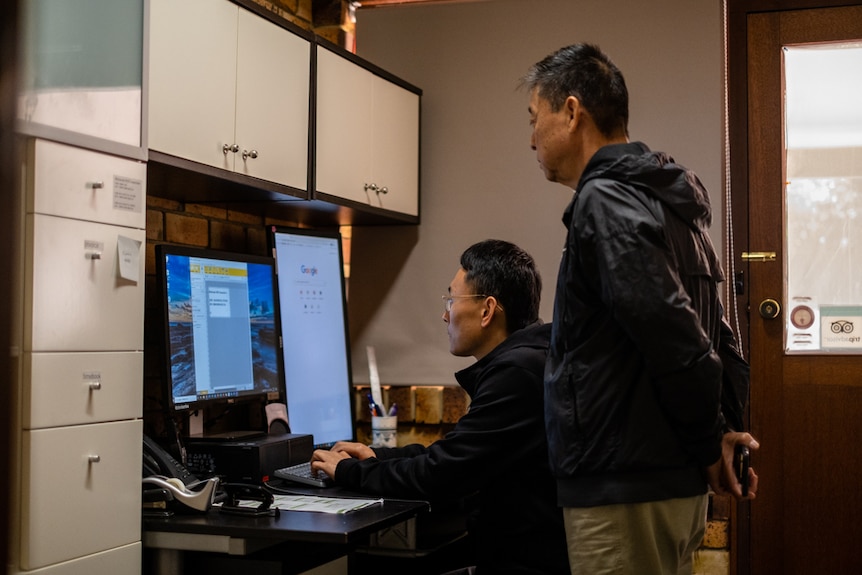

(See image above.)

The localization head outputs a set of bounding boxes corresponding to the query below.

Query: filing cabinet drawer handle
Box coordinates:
[88,181,104,190]
[88,455,101,464]
[87,252,101,260]
[89,381,102,391]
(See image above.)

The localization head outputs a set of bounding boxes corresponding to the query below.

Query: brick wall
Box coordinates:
[253,0,354,46]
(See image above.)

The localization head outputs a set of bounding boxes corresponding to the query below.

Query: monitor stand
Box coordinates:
[187,411,265,442]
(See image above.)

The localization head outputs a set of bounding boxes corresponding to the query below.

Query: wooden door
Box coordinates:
[731,3,862,573]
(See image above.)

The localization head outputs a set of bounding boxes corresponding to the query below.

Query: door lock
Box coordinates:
[759,298,781,319]
[742,251,777,262]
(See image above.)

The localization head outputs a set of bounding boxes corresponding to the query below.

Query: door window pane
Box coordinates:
[784,44,862,353]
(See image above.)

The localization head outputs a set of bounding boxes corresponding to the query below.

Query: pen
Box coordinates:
[367,393,379,416]
[388,403,397,416]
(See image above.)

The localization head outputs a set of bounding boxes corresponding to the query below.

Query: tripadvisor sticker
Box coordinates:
[820,306,862,351]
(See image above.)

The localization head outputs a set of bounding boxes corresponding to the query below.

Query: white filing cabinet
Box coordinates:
[12,139,145,574]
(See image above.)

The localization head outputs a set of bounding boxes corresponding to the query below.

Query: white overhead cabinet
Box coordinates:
[148,0,420,223]
[316,46,421,218]
[148,0,311,191]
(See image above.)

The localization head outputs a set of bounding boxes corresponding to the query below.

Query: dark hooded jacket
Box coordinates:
[336,322,569,574]
[546,142,745,508]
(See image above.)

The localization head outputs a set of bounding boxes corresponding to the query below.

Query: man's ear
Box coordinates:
[479,298,500,328]
[564,95,582,131]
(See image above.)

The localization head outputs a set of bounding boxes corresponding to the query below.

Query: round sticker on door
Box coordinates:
[790,305,815,329]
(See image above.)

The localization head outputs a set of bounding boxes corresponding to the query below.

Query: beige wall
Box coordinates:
[347,0,724,385]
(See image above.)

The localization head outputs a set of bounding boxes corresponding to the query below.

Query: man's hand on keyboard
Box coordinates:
[311,442,378,478]
[310,448,351,478]
[332,441,376,460]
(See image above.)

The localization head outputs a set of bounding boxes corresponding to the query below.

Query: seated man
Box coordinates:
[312,239,569,575]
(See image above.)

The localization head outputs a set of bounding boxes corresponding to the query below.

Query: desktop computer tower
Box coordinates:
[186,433,313,484]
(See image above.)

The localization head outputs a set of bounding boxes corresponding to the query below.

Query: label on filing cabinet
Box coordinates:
[113,175,143,213]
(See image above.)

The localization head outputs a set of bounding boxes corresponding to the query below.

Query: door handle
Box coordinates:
[759,298,781,319]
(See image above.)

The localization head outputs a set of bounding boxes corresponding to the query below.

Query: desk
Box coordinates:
[142,498,428,575]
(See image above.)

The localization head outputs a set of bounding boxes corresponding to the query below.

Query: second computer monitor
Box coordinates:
[270,226,355,448]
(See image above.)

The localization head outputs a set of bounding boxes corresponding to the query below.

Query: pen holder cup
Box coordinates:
[371,415,398,448]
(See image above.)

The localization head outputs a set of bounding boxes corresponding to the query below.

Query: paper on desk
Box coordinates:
[228,495,383,514]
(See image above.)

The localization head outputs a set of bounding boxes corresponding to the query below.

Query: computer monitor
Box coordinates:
[270,226,355,448]
[156,244,283,436]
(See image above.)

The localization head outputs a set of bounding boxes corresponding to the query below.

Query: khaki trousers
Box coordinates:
[563,494,708,575]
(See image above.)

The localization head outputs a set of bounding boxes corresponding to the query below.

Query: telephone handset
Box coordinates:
[143,434,219,512]
[143,433,198,485]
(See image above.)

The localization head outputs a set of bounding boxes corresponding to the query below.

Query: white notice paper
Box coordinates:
[113,175,143,213]
[117,235,141,283]
[225,495,383,514]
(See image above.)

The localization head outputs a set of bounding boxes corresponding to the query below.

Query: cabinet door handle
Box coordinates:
[242,149,258,161]
[223,144,239,155]
[87,181,104,190]
[88,455,101,464]
[364,183,388,195]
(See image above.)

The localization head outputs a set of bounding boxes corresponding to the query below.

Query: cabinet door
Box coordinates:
[21,421,142,570]
[18,0,143,146]
[148,0,237,170]
[235,8,310,189]
[24,215,145,352]
[315,48,374,205]
[372,78,420,216]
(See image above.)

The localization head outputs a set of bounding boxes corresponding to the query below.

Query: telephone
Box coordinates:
[143,433,197,485]
[142,434,219,513]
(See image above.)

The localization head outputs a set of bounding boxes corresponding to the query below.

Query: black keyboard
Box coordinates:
[274,461,333,488]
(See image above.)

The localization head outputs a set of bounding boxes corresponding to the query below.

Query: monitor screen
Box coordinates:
[156,245,283,414]
[270,226,354,448]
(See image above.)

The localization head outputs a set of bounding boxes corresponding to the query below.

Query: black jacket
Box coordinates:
[336,322,568,574]
[546,142,740,508]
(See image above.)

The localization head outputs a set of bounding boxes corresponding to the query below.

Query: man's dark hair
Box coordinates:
[460,239,541,333]
[521,43,629,138]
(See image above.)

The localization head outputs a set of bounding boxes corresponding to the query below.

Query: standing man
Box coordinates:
[521,43,759,574]
[312,239,569,575]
